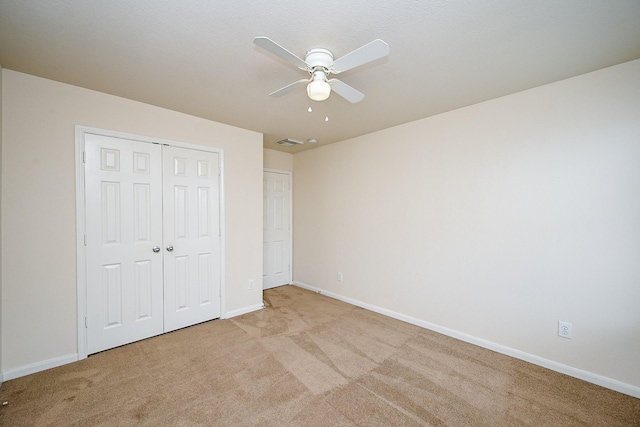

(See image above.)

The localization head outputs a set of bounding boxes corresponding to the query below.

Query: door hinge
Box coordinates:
[84,316,88,328]
[83,151,86,163]
[84,234,87,246]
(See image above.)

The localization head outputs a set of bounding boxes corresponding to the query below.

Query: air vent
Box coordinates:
[276,138,304,147]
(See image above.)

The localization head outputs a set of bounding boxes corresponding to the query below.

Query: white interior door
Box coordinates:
[163,146,221,332]
[84,134,222,354]
[263,170,291,289]
[85,134,164,354]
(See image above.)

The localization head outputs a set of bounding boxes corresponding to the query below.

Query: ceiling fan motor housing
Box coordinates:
[304,48,334,70]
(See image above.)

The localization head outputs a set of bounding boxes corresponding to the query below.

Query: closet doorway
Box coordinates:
[77,128,223,356]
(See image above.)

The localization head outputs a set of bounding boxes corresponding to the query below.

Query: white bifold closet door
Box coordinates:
[162,145,221,332]
[85,134,220,355]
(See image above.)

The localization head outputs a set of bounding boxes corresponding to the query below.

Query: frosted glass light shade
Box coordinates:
[307,80,331,101]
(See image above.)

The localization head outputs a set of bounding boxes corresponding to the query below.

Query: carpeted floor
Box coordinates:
[1,285,638,426]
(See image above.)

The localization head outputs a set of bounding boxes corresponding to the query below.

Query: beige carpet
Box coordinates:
[1,285,638,426]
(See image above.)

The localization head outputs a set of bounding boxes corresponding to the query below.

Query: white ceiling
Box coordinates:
[1,1,639,153]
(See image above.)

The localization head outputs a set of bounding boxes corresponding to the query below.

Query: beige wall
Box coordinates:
[293,60,640,392]
[264,148,293,171]
[1,70,263,373]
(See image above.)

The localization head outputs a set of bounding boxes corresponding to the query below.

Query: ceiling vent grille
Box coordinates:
[276,138,304,147]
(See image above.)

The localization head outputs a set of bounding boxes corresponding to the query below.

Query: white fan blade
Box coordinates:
[329,79,365,103]
[269,79,308,97]
[331,39,389,74]
[254,36,308,69]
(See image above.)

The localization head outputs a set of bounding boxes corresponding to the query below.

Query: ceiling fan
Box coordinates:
[254,36,389,103]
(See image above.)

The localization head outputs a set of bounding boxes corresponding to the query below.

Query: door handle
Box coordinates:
[166,245,174,252]
[152,246,161,253]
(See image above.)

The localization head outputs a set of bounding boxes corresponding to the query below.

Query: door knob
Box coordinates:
[166,245,174,252]
[152,246,160,253]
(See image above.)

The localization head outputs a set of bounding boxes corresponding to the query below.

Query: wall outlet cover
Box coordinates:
[558,321,573,339]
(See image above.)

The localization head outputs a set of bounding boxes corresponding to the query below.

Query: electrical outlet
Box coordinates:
[248,280,255,290]
[558,321,572,339]
[337,272,343,281]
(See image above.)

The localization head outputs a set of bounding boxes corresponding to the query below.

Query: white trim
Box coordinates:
[263,168,293,289]
[76,125,225,153]
[219,150,227,319]
[75,126,88,360]
[293,281,640,399]
[222,303,264,319]
[2,354,78,381]
[75,125,226,359]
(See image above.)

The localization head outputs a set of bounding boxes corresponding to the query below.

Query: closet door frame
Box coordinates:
[75,125,226,360]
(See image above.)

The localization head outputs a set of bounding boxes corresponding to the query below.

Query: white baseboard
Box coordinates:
[2,353,78,382]
[293,281,640,399]
[223,303,264,319]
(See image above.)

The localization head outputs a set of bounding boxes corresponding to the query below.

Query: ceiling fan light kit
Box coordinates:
[307,69,331,101]
[254,36,389,103]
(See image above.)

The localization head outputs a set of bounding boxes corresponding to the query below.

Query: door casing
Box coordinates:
[75,126,226,360]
